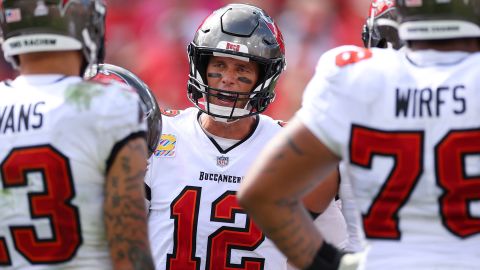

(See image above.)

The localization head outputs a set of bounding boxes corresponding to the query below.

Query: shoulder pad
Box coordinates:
[317,45,373,70]
[312,45,379,83]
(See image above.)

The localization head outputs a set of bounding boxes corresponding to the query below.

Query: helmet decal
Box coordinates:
[217,41,249,53]
[265,20,286,55]
[4,8,21,23]
[59,0,74,16]
[369,0,395,18]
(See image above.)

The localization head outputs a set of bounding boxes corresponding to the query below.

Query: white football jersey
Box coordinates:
[338,163,367,253]
[298,46,480,269]
[146,108,289,270]
[312,200,348,250]
[0,75,146,270]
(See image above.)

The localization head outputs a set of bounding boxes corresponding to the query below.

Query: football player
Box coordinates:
[144,3,297,269]
[0,1,154,269]
[239,0,480,269]
[301,0,402,254]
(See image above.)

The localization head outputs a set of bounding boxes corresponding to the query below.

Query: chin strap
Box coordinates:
[199,101,251,121]
[212,116,240,124]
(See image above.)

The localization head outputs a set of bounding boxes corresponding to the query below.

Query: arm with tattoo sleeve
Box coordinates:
[238,117,340,269]
[104,137,155,270]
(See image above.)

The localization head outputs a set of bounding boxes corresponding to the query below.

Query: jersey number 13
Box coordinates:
[0,145,81,265]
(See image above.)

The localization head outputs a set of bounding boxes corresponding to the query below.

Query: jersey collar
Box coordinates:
[405,49,472,67]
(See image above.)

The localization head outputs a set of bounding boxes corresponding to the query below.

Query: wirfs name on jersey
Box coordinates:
[0,102,44,134]
[199,171,243,184]
[395,84,466,118]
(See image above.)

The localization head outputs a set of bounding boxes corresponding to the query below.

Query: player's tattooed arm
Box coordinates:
[238,117,339,269]
[104,137,155,270]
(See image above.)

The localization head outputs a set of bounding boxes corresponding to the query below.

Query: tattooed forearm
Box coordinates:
[121,156,131,174]
[105,137,154,270]
[264,136,303,175]
[128,139,148,156]
[287,136,304,155]
[255,195,320,268]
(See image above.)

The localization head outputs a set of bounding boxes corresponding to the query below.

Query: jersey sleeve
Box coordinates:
[91,83,148,174]
[296,45,380,158]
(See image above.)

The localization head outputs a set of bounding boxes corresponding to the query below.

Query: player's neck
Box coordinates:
[18,51,83,76]
[199,113,256,140]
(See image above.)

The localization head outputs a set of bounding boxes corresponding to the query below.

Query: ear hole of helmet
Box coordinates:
[187,44,209,101]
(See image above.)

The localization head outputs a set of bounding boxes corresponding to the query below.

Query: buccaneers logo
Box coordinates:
[261,14,285,55]
[370,0,395,17]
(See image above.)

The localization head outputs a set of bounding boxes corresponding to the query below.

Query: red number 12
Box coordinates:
[167,186,265,270]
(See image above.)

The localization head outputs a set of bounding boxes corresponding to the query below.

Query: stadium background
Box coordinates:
[0,0,370,120]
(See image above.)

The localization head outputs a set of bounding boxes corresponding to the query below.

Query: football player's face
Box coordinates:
[206,56,259,108]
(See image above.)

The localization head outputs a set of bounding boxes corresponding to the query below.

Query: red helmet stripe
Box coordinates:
[369,0,395,18]
[265,22,285,55]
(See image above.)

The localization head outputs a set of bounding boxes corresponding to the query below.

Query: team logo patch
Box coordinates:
[217,156,229,167]
[216,41,249,53]
[154,134,176,157]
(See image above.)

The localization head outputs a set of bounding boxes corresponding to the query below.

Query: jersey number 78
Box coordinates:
[350,125,480,239]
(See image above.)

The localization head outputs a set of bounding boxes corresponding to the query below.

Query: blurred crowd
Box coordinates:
[0,0,371,120]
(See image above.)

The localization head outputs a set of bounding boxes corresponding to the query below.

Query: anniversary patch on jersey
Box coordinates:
[154,134,176,157]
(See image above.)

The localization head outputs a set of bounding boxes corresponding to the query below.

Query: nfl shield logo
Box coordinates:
[217,156,229,167]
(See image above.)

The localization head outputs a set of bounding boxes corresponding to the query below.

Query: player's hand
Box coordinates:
[338,251,366,270]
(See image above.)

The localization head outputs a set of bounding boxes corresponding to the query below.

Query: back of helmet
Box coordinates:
[0,0,106,72]
[397,0,480,41]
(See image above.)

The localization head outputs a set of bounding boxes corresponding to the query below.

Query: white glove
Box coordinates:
[338,249,367,270]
